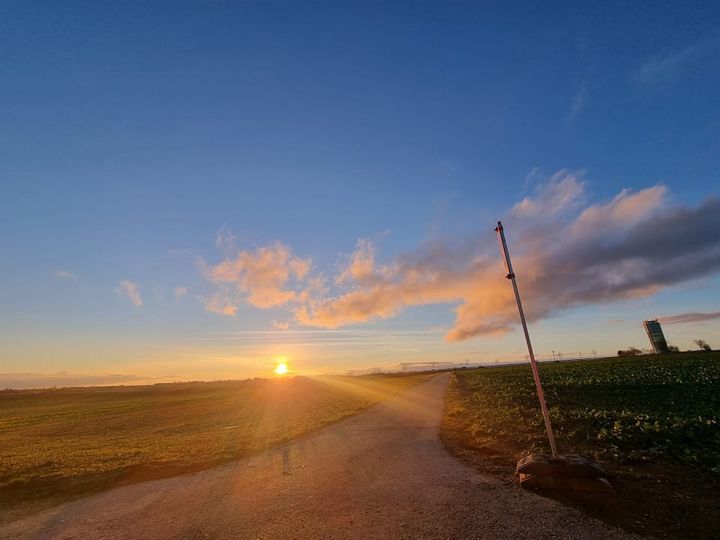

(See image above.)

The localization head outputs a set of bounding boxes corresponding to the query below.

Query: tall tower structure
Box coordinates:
[643,319,670,354]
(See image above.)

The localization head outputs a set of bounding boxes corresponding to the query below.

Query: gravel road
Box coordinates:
[1,373,634,539]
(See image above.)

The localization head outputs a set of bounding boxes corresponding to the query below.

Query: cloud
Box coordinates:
[335,238,396,286]
[659,311,720,325]
[201,242,310,313]
[567,82,587,124]
[116,280,143,307]
[201,176,720,341]
[570,185,667,237]
[633,34,720,85]
[174,286,188,298]
[55,270,76,279]
[301,184,720,341]
[202,293,238,316]
[511,170,585,218]
[271,320,290,330]
[215,226,237,254]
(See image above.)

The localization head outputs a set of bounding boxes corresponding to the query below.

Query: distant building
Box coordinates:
[643,319,670,354]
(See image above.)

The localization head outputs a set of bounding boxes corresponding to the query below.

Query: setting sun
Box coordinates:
[274,362,289,376]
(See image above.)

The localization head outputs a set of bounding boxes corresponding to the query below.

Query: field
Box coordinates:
[442,351,720,538]
[0,373,429,519]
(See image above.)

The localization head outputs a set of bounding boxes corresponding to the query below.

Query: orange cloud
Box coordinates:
[201,177,720,341]
[202,242,310,313]
[202,293,238,316]
[297,246,514,340]
[173,286,188,298]
[335,238,376,285]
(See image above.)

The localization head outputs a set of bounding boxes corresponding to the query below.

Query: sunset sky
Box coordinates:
[2,2,720,387]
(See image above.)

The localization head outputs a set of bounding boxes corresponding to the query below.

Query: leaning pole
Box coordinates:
[495,221,558,458]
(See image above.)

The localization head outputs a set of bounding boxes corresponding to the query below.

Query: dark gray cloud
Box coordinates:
[527,197,720,318]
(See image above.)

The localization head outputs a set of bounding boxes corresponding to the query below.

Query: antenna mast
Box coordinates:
[495,221,558,457]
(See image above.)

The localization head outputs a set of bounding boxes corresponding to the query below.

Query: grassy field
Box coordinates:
[0,373,429,518]
[442,351,720,538]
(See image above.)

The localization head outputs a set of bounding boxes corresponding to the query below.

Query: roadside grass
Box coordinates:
[442,351,720,539]
[0,373,430,518]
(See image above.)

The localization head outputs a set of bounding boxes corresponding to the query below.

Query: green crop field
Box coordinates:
[442,351,720,538]
[0,373,429,519]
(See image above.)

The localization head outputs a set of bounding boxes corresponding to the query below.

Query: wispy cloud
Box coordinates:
[633,34,720,85]
[174,286,188,299]
[201,293,237,315]
[215,226,237,254]
[271,319,290,330]
[55,270,76,280]
[567,82,587,124]
[201,174,720,342]
[172,328,445,349]
[659,311,720,325]
[511,169,585,218]
[116,280,143,307]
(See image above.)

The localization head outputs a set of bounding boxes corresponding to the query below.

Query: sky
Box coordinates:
[1,1,720,387]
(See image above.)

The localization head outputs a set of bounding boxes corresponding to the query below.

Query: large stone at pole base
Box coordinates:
[517,454,614,494]
[517,453,607,477]
[519,473,614,493]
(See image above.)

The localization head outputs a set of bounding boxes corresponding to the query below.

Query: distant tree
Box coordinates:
[668,345,680,353]
[694,339,712,351]
[618,347,643,357]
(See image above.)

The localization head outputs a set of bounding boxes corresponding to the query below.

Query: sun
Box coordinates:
[274,361,289,376]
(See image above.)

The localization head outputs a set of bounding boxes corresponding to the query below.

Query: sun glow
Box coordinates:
[274,359,289,376]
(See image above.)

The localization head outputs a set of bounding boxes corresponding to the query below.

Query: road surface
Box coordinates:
[2,373,632,539]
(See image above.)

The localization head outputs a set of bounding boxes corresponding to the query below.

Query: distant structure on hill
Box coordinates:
[643,319,670,354]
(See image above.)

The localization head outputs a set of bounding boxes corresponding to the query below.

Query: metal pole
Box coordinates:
[495,221,558,458]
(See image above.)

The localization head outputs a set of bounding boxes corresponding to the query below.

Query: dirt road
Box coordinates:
[1,374,632,539]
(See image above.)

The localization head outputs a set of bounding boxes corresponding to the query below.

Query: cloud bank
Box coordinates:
[202,172,720,341]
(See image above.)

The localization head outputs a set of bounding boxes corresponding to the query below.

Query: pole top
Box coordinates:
[495,220,503,232]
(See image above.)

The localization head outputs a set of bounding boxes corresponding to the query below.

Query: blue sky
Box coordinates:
[1,2,719,386]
